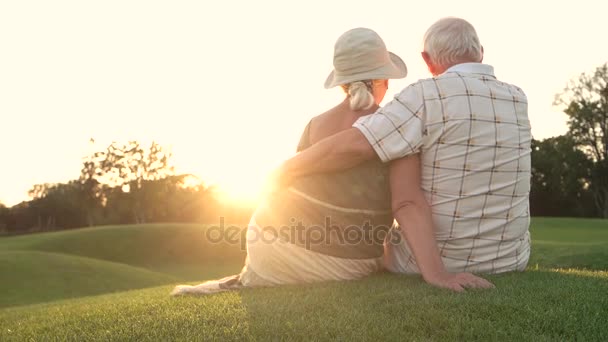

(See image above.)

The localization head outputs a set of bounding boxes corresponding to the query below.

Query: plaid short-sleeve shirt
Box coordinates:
[354,63,531,274]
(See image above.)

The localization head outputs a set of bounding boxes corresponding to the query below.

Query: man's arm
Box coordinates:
[279,127,376,184]
[389,154,494,291]
[279,83,426,185]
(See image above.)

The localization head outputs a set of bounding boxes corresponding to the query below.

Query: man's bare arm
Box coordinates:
[389,154,494,291]
[279,127,376,183]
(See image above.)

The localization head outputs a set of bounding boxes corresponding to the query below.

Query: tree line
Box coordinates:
[531,63,607,218]
[0,63,606,234]
[0,141,254,234]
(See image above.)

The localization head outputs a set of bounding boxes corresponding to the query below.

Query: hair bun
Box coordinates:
[347,81,375,111]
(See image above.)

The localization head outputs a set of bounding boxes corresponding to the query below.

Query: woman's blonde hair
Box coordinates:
[341,80,383,111]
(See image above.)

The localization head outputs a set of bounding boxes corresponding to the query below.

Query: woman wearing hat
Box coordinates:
[172,28,408,295]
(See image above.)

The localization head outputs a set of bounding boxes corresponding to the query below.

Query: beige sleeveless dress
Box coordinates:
[172,121,393,295]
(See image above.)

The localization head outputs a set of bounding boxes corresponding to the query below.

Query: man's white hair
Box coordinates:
[423,17,482,68]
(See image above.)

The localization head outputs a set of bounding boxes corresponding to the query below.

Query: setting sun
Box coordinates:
[182,149,284,205]
[212,171,265,204]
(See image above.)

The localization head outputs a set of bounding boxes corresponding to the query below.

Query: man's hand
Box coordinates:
[424,272,495,292]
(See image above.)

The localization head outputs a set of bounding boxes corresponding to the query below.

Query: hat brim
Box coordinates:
[324,52,408,89]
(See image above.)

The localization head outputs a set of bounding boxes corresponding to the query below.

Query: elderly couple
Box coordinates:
[173,17,531,295]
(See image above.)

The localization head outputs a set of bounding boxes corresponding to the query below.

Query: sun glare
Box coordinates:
[203,161,273,206]
[215,177,264,205]
[182,135,291,207]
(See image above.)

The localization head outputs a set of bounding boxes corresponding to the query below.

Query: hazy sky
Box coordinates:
[1,0,607,206]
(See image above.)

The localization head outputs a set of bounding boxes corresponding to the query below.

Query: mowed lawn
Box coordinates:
[0,218,607,341]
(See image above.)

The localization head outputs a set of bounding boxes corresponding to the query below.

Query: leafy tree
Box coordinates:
[555,63,608,217]
[79,151,105,226]
[27,183,60,230]
[530,136,595,217]
[86,141,176,223]
[96,141,174,188]
[28,183,55,200]
[0,202,8,233]
[100,174,220,225]
[27,182,90,230]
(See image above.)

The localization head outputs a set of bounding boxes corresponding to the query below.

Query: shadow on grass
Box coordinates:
[0,269,606,341]
[234,269,608,341]
[0,250,243,309]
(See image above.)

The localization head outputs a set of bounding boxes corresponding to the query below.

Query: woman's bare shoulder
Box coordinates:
[308,106,353,143]
[311,106,342,123]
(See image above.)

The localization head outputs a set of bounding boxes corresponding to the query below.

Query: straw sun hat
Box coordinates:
[324,27,408,89]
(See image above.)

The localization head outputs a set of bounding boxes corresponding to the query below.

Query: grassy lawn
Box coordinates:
[0,218,607,340]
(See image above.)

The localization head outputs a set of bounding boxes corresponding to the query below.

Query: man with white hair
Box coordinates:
[278,17,531,291]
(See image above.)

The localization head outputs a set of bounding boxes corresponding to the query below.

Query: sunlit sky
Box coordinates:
[1,0,607,206]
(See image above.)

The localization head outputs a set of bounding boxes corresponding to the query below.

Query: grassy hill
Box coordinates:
[0,251,175,308]
[0,223,247,279]
[0,218,607,340]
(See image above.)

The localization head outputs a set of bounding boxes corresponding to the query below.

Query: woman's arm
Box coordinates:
[389,154,494,291]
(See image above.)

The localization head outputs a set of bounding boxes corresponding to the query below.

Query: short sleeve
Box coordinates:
[353,83,425,163]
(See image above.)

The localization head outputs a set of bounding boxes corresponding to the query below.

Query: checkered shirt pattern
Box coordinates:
[354,63,532,274]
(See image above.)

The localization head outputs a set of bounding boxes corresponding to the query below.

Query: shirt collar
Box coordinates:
[444,63,495,77]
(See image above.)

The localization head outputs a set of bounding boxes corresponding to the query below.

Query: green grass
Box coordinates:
[0,217,607,341]
[0,223,246,279]
[0,250,175,308]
